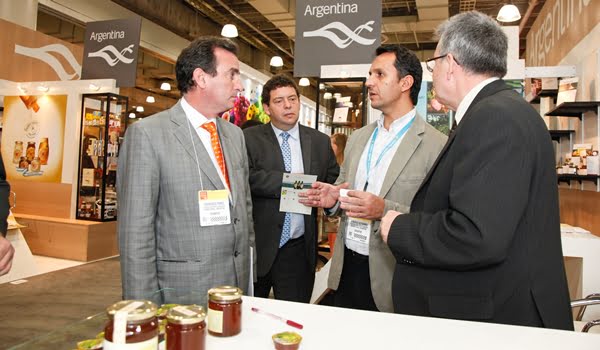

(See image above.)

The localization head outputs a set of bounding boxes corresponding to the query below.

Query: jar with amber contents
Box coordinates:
[103,300,159,349]
[12,141,23,164]
[207,286,242,337]
[25,141,36,162]
[30,157,41,172]
[38,137,49,165]
[166,305,206,350]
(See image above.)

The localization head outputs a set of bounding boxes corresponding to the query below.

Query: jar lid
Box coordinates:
[166,305,206,325]
[208,286,243,302]
[106,300,157,322]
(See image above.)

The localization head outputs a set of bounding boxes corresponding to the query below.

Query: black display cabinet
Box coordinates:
[76,93,128,221]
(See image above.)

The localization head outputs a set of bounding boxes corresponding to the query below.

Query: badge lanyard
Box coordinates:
[186,118,205,190]
[363,116,415,190]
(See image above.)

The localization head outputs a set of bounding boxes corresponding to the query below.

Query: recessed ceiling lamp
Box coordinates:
[323,92,332,99]
[270,56,284,67]
[497,3,521,22]
[146,96,155,103]
[160,82,171,91]
[299,78,310,87]
[128,113,136,119]
[136,106,144,112]
[37,85,49,93]
[333,93,342,99]
[221,24,239,38]
[89,83,100,91]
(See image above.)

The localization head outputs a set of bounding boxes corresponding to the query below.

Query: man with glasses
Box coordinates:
[244,74,339,302]
[380,11,573,329]
[300,45,446,312]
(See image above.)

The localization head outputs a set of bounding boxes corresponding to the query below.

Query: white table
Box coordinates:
[205,296,599,350]
[561,229,600,321]
[0,226,38,284]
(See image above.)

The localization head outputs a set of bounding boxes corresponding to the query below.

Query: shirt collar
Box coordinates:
[180,96,216,128]
[271,122,300,141]
[454,77,499,125]
[376,108,416,133]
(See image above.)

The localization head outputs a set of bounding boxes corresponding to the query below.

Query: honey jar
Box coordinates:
[103,300,159,349]
[30,157,41,172]
[207,286,242,337]
[165,305,206,350]
[12,141,23,164]
[38,137,49,165]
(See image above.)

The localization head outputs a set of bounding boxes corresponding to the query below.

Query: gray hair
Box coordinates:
[435,11,507,78]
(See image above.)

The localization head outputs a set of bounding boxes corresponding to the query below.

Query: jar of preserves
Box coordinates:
[26,141,36,162]
[103,300,158,349]
[38,137,49,165]
[19,157,29,169]
[165,305,206,350]
[207,286,242,337]
[12,141,23,164]
[30,157,41,172]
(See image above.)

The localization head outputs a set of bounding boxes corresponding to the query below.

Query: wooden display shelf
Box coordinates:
[549,129,575,142]
[557,174,600,186]
[528,89,558,104]
[14,213,118,261]
[545,102,600,118]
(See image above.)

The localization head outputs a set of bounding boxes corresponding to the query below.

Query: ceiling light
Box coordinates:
[128,113,136,119]
[136,106,144,112]
[221,24,238,38]
[319,84,325,90]
[270,56,284,67]
[160,82,171,91]
[37,85,49,92]
[89,83,100,91]
[333,93,342,99]
[299,78,310,87]
[146,96,155,103]
[497,4,521,22]
[323,92,332,100]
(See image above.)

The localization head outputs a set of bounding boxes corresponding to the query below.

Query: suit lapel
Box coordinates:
[347,123,377,189]
[415,79,511,193]
[263,123,286,170]
[299,125,312,173]
[170,102,224,190]
[379,116,424,198]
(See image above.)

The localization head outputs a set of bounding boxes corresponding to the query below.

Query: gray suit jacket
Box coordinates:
[117,100,255,306]
[327,115,446,312]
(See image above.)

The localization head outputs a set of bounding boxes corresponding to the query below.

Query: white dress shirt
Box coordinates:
[271,123,306,240]
[180,97,230,191]
[346,108,416,255]
[454,77,499,125]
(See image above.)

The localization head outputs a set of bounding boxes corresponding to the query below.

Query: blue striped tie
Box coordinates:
[279,132,292,248]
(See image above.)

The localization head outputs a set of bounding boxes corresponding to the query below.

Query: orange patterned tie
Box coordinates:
[200,122,230,189]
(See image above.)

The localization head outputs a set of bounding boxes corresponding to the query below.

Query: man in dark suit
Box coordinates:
[244,74,339,302]
[380,11,573,330]
[0,152,15,276]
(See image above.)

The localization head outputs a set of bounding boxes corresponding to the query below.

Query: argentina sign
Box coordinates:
[294,0,381,77]
[82,17,142,87]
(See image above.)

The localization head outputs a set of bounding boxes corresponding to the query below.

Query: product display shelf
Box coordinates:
[545,102,600,118]
[557,174,600,186]
[549,129,575,142]
[528,88,558,104]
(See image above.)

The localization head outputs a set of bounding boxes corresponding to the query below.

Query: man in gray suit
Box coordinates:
[300,45,446,312]
[117,37,255,306]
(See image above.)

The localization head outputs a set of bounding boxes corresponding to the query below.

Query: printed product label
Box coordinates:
[103,336,158,350]
[207,308,224,333]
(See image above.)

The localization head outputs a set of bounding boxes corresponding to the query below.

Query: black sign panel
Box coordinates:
[82,17,142,87]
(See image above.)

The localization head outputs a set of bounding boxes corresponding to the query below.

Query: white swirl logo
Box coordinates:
[15,44,82,81]
[303,21,376,49]
[88,44,135,66]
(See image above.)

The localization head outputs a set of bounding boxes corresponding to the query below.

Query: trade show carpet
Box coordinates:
[0,257,122,349]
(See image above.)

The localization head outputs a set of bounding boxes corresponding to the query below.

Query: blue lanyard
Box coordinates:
[365,116,415,185]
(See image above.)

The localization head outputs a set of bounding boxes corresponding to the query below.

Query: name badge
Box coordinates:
[346,217,372,246]
[198,190,231,226]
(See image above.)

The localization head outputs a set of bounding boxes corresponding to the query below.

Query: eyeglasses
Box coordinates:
[425,54,460,73]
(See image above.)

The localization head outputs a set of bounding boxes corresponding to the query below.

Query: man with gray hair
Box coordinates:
[379,11,573,329]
